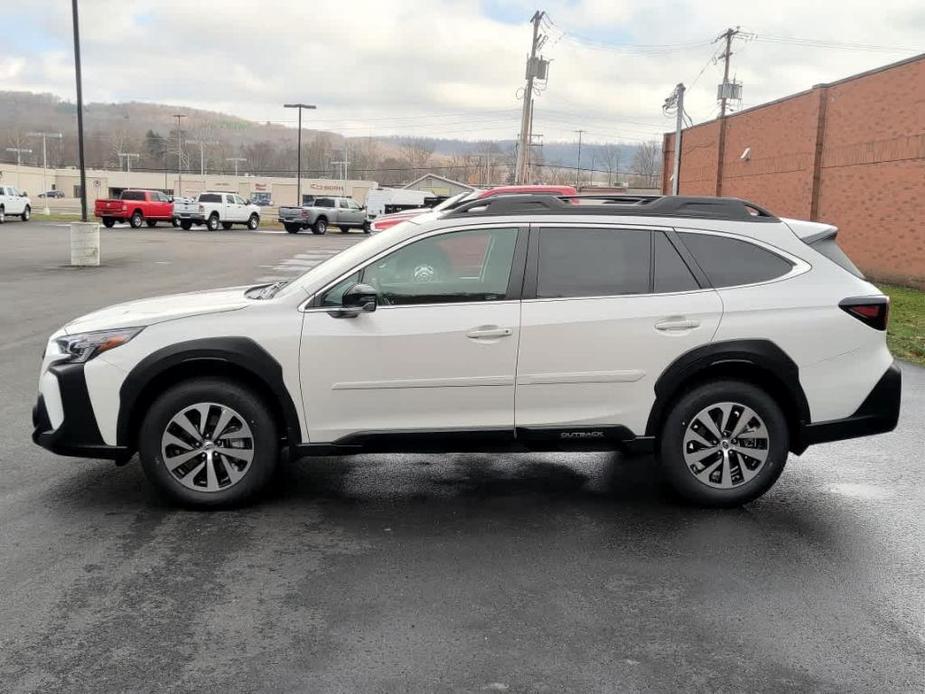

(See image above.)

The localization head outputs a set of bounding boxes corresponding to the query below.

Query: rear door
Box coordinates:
[515,224,723,438]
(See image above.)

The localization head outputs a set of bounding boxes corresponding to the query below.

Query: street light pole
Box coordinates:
[283,103,316,205]
[4,148,32,188]
[226,157,246,176]
[574,129,585,188]
[28,132,63,213]
[71,0,88,222]
[172,113,186,196]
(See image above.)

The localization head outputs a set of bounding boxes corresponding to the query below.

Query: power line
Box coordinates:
[753,34,919,54]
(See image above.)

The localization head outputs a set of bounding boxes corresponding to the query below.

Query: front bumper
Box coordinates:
[32,363,131,461]
[795,361,901,452]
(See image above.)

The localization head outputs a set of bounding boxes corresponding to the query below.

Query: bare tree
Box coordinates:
[631,141,662,188]
[599,144,623,186]
[401,138,434,171]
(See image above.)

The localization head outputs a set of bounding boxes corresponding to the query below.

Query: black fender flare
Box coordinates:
[645,339,811,439]
[117,337,301,447]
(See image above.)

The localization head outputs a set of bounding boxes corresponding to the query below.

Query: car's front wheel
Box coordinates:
[138,378,279,508]
[21,205,30,221]
[247,214,259,230]
[658,380,789,507]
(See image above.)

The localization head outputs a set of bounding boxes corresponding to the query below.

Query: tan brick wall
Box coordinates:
[664,54,925,286]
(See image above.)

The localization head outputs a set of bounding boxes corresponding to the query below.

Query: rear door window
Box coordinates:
[122,191,145,201]
[679,232,793,287]
[536,227,650,298]
[199,193,221,203]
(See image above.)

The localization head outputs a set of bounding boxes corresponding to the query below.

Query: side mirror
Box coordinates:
[331,283,378,318]
[22,192,28,197]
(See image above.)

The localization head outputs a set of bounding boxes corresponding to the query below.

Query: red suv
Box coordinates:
[370,185,578,232]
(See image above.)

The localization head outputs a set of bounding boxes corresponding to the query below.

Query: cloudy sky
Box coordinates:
[2,0,922,144]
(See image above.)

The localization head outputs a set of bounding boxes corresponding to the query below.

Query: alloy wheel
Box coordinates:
[160,402,254,493]
[682,401,770,489]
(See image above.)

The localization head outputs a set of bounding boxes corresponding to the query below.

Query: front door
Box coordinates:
[515,225,723,437]
[300,225,526,443]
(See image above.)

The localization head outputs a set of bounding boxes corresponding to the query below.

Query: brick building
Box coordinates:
[662,54,925,287]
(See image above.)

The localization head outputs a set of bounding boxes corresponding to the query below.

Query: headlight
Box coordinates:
[55,327,144,364]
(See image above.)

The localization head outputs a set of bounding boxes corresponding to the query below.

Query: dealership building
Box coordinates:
[0,163,377,210]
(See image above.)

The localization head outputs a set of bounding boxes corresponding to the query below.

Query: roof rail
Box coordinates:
[444,194,778,222]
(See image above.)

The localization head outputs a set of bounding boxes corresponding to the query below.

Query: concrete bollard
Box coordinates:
[70,221,100,267]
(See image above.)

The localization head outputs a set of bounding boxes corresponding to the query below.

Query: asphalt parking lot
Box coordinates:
[1,221,923,693]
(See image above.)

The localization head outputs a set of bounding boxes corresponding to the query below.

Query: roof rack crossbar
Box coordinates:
[444,194,778,222]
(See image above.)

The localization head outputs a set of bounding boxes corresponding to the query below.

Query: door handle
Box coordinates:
[466,326,513,339]
[655,319,700,331]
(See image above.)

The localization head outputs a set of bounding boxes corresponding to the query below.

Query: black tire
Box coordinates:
[21,205,30,222]
[130,210,144,229]
[312,217,327,235]
[247,214,259,230]
[180,220,193,230]
[0,206,6,224]
[207,214,220,231]
[222,221,233,230]
[362,220,371,234]
[658,380,789,508]
[102,217,116,228]
[339,226,350,234]
[172,217,180,228]
[138,378,279,508]
[284,223,301,234]
[146,219,158,228]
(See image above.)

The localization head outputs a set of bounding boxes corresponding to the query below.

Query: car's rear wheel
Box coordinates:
[222,221,233,230]
[102,217,116,228]
[21,205,30,222]
[138,378,279,508]
[658,380,788,507]
[172,217,180,228]
[130,211,144,228]
[339,226,349,233]
[312,218,327,235]
[146,219,158,228]
[362,220,371,234]
[180,220,193,230]
[0,206,5,224]
[284,223,301,234]
[207,214,220,231]
[247,214,259,230]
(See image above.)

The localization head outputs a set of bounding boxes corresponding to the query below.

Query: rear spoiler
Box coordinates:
[782,218,864,279]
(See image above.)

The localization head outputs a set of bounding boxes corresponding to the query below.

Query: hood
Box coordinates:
[64,286,252,334]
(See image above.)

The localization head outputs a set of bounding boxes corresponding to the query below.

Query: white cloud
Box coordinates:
[2,0,922,143]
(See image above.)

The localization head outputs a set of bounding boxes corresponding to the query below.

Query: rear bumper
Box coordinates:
[794,361,901,452]
[32,363,132,461]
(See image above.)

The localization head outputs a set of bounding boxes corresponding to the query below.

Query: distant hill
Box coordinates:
[0,91,656,185]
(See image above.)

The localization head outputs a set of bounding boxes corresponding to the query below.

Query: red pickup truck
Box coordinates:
[95,189,174,229]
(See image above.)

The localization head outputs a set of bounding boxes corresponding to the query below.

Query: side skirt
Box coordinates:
[290,426,655,457]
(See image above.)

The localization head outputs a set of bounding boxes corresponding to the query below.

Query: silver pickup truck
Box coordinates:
[277,196,370,235]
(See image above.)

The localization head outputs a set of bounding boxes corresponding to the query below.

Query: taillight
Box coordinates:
[839,296,889,331]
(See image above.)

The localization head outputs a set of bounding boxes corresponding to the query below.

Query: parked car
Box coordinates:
[365,188,430,217]
[278,196,370,235]
[193,192,261,231]
[94,189,173,228]
[172,197,199,229]
[370,184,579,232]
[38,190,65,199]
[0,185,31,223]
[32,193,901,509]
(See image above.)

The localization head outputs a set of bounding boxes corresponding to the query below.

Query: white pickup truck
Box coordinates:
[0,185,31,223]
[193,192,261,231]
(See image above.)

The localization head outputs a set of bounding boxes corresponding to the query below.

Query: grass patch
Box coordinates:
[879,284,925,365]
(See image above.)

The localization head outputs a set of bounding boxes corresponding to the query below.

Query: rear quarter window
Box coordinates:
[679,232,793,288]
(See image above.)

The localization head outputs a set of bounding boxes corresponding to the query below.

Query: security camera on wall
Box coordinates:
[741,147,752,161]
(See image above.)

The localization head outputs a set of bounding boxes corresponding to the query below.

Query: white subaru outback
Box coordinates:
[32,195,901,508]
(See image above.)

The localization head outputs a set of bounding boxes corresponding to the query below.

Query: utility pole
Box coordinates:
[28,132,63,212]
[186,139,217,187]
[514,11,546,184]
[332,144,349,196]
[283,103,317,205]
[117,152,139,173]
[663,83,686,194]
[574,129,585,187]
[715,27,741,119]
[172,113,186,196]
[226,157,246,176]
